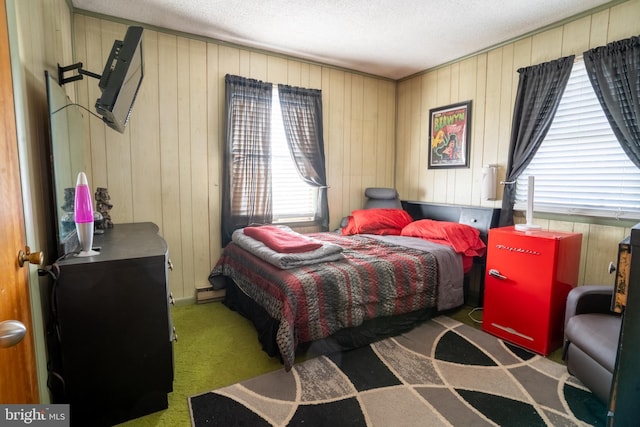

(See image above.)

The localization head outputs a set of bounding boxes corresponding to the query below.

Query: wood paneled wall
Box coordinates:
[72,15,397,298]
[396,0,640,286]
[70,1,639,296]
[11,0,74,255]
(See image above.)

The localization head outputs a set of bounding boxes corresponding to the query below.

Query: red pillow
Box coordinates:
[401,219,486,257]
[342,216,358,235]
[342,208,414,235]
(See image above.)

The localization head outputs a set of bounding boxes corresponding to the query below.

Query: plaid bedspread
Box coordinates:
[210,233,440,370]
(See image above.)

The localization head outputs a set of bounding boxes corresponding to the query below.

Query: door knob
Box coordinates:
[17,246,43,267]
[0,320,27,348]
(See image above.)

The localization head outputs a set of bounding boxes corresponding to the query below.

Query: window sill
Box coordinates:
[273,220,322,233]
[514,209,639,228]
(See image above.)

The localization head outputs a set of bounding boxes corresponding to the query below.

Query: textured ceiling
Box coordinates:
[71,0,613,80]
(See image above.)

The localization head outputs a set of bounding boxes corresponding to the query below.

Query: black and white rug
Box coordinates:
[189,316,606,426]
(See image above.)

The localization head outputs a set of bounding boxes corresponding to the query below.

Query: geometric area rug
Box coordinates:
[189,316,607,426]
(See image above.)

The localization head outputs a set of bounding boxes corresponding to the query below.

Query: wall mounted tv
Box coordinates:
[94,26,144,133]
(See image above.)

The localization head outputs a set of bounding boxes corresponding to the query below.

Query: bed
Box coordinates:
[209,201,500,370]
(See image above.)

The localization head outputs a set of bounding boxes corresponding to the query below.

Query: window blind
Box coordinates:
[515,59,640,220]
[271,87,317,222]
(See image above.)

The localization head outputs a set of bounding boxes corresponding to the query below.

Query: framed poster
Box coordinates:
[428,100,471,169]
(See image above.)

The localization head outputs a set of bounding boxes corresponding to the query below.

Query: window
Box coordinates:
[515,59,640,220]
[222,74,328,244]
[271,87,317,223]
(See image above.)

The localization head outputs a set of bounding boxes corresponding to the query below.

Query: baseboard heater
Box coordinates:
[196,286,226,304]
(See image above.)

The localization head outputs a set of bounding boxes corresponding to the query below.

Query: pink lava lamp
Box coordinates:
[74,172,99,257]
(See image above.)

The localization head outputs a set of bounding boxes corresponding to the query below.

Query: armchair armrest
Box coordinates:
[564,285,615,331]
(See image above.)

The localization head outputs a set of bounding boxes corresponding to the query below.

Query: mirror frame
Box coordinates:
[45,70,85,256]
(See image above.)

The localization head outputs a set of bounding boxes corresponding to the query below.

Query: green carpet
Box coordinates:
[116,301,285,426]
[117,302,568,426]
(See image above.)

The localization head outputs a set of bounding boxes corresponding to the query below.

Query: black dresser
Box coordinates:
[51,222,175,426]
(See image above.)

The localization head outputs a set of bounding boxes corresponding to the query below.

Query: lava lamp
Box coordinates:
[74,172,99,256]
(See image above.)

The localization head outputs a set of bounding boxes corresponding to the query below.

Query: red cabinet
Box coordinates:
[482,226,582,355]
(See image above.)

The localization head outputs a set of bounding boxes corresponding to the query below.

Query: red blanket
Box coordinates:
[243,225,323,253]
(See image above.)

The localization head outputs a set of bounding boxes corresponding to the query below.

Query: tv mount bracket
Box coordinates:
[58,62,102,86]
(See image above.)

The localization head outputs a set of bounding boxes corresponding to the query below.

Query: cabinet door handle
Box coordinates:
[488,269,507,280]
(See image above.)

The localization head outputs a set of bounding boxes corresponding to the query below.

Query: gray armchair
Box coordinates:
[340,188,402,229]
[563,285,621,403]
[363,187,401,209]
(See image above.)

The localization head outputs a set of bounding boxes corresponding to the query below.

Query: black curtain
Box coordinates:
[584,36,640,168]
[221,75,273,246]
[278,84,330,231]
[499,55,575,226]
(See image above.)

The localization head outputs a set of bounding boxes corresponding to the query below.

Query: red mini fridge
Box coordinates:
[482,226,582,355]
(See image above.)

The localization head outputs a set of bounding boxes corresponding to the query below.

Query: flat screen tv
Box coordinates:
[95,26,144,133]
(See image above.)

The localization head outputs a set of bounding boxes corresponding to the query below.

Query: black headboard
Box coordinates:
[401,200,501,244]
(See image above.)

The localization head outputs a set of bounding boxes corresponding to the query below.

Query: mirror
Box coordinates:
[45,70,85,256]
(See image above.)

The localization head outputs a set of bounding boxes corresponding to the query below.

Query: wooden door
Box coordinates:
[0,0,39,403]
